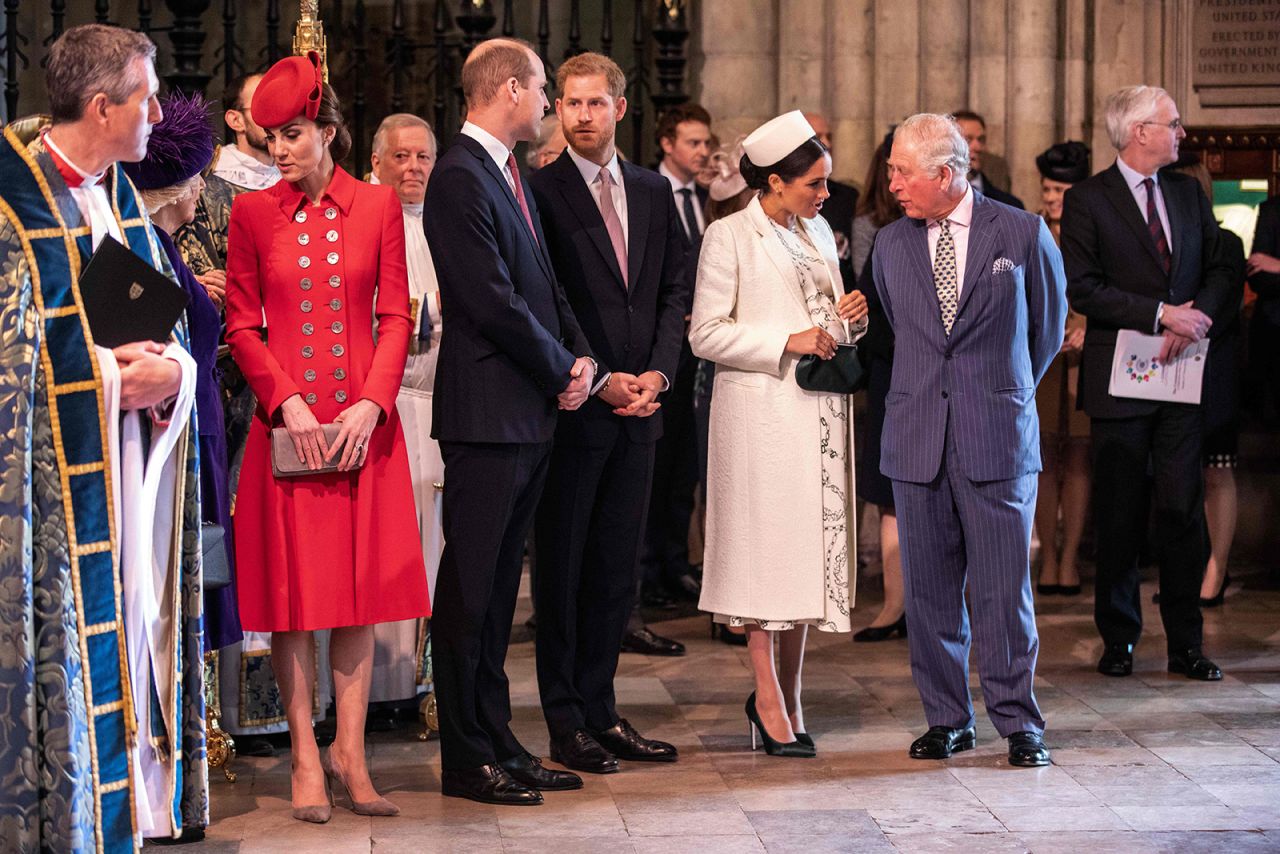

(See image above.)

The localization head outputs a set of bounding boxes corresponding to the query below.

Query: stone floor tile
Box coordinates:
[743,808,881,836]
[630,835,764,853]
[1148,745,1276,766]
[1081,783,1224,807]
[1111,804,1255,831]
[759,832,896,853]
[620,808,755,837]
[988,805,1128,832]
[501,837,637,854]
[866,805,1004,834]
[880,831,1028,852]
[1140,830,1280,853]
[1014,830,1160,854]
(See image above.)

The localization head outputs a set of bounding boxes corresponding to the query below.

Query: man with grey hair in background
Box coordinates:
[367,112,445,718]
[1061,86,1237,683]
[873,112,1066,768]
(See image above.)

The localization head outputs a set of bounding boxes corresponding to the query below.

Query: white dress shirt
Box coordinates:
[461,121,518,192]
[1116,155,1175,332]
[213,144,281,191]
[927,183,975,298]
[567,145,628,249]
[659,161,705,237]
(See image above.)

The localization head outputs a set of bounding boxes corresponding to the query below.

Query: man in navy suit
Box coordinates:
[873,113,1066,767]
[953,110,1024,210]
[425,37,596,806]
[1062,86,1237,682]
[528,52,689,775]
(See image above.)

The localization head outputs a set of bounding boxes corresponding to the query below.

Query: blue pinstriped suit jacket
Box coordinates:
[872,191,1067,484]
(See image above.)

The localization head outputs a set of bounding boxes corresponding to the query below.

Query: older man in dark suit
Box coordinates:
[528,52,689,776]
[874,113,1066,768]
[1061,85,1238,682]
[425,37,595,806]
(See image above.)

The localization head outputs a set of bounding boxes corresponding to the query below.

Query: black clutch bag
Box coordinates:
[795,342,868,394]
[201,522,232,591]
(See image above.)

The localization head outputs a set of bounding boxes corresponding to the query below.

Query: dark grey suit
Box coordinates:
[873,190,1066,737]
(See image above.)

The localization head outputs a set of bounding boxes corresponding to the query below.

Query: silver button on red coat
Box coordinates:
[301,277,313,290]
[335,391,348,403]
[331,321,344,334]
[334,368,346,380]
[326,252,339,265]
[305,393,318,404]
[294,211,307,223]
[331,344,345,357]
[298,256,311,268]
[325,208,337,220]
[302,346,314,358]
[329,299,342,311]
[298,233,310,246]
[326,229,339,242]
[302,323,314,335]
[304,370,317,382]
[301,300,313,312]
[329,275,341,288]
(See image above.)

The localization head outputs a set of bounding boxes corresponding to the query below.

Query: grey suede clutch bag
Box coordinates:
[270,423,358,477]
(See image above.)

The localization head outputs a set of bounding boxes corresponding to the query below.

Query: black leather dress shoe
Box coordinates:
[441,764,543,805]
[909,725,976,760]
[550,729,619,774]
[1007,731,1051,767]
[620,627,685,657]
[499,752,583,790]
[1168,649,1223,681]
[592,718,678,762]
[1097,643,1134,677]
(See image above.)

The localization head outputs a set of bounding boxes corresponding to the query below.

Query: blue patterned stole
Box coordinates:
[0,126,174,854]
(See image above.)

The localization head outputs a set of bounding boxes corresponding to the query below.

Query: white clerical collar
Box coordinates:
[403,202,424,218]
[1116,154,1158,190]
[214,145,281,190]
[567,146,622,189]
[43,131,107,187]
[461,121,514,174]
[658,160,696,193]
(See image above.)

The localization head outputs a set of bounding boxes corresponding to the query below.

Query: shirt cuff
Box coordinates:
[1154,301,1165,334]
[654,371,671,392]
[590,370,612,396]
[426,290,442,326]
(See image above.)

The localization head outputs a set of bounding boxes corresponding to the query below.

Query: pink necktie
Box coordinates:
[597,167,628,286]
[506,152,539,245]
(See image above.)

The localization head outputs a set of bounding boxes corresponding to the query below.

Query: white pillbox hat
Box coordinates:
[741,110,817,168]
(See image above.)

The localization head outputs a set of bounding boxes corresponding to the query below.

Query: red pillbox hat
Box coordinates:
[251,50,324,129]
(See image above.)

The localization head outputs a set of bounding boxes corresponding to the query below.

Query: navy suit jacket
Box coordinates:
[1060,162,1237,419]
[425,133,593,444]
[873,191,1067,483]
[528,151,689,446]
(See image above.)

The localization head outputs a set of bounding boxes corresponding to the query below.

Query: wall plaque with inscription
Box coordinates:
[1193,0,1280,107]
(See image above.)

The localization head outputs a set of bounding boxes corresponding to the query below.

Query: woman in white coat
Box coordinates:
[690,112,869,757]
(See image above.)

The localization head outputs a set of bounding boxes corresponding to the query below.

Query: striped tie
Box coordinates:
[1142,177,1172,275]
[934,219,958,335]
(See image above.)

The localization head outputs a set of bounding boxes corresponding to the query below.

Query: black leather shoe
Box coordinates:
[1007,731,1051,767]
[441,764,543,805]
[1097,643,1134,677]
[1168,649,1223,681]
[592,718,678,762]
[852,614,907,643]
[499,752,583,790]
[909,725,976,760]
[550,729,619,774]
[620,627,685,657]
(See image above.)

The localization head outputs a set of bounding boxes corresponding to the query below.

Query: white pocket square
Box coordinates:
[992,257,1015,274]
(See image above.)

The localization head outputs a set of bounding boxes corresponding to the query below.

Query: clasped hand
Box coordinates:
[1159,301,1212,362]
[195,269,227,309]
[281,394,381,472]
[114,341,182,411]
[598,370,663,417]
[557,356,595,411]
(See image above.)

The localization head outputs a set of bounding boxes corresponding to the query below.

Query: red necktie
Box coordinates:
[1142,177,1172,275]
[506,152,538,245]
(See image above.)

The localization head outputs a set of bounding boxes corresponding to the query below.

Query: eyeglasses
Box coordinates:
[1140,118,1183,131]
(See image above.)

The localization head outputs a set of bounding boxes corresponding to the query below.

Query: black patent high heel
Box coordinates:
[745,692,815,758]
[1201,572,1231,607]
[852,613,907,643]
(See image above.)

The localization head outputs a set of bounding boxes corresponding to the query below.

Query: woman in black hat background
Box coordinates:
[1031,141,1091,597]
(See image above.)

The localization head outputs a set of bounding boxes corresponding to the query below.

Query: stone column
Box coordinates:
[831,0,877,183]
[778,0,830,111]
[697,0,779,144]
[920,0,970,115]
[872,0,921,140]
[1007,0,1058,206]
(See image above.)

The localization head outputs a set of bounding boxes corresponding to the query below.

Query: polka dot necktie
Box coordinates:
[934,218,958,335]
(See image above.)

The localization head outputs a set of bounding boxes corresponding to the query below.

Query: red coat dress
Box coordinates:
[226,166,430,631]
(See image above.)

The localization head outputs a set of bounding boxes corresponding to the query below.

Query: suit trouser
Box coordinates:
[642,339,699,587]
[1090,404,1205,654]
[534,433,655,739]
[893,422,1044,738]
[433,440,552,770]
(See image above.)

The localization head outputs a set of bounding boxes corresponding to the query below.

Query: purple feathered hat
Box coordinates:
[121,91,215,190]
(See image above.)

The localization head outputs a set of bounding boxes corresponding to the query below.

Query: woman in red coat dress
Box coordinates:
[225,52,429,822]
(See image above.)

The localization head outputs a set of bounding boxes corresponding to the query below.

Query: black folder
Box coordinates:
[78,235,190,349]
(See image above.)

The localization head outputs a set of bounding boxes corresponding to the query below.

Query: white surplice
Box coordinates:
[370,201,444,703]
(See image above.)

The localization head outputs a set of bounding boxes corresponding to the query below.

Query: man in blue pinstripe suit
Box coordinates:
[873,113,1067,767]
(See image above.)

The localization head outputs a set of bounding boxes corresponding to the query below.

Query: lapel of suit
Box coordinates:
[552,153,626,290]
[1100,162,1166,273]
[903,216,936,310]
[747,198,811,318]
[1163,175,1187,284]
[460,135,557,282]
[622,161,649,289]
[955,192,998,324]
